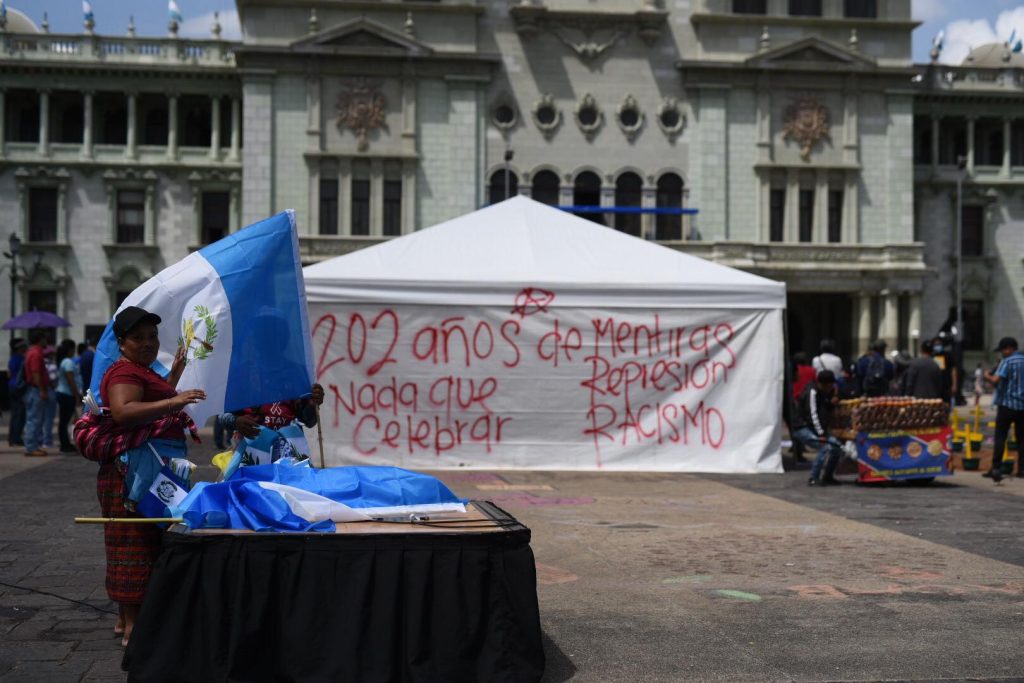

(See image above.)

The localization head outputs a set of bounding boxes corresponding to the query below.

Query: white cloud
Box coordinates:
[935,7,1024,65]
[179,8,242,41]
[939,17,998,64]
[912,0,948,23]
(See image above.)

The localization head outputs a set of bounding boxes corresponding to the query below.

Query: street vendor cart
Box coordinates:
[832,397,953,483]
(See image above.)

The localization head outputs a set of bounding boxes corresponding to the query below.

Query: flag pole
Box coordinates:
[315,403,326,469]
[75,517,183,524]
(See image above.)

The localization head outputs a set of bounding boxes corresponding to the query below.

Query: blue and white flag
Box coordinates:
[89,211,315,426]
[168,0,183,23]
[172,465,468,532]
[0,1,7,26]
[82,0,93,22]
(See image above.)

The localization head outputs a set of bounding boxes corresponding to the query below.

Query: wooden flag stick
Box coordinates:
[75,517,183,524]
[315,402,326,469]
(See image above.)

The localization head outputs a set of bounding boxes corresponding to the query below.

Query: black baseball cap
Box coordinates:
[113,306,162,338]
[994,337,1019,352]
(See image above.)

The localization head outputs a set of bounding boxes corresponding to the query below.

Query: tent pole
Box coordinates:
[315,403,326,469]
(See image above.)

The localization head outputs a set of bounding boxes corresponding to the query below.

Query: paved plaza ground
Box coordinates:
[0,408,1023,682]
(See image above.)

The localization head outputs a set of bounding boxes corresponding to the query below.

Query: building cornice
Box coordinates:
[689,13,920,31]
[237,0,485,19]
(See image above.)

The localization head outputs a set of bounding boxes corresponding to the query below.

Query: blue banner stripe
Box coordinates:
[198,211,313,413]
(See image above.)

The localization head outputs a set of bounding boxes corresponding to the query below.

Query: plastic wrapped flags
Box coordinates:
[170,463,467,532]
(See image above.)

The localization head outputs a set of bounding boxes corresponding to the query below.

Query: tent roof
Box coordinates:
[304,196,786,309]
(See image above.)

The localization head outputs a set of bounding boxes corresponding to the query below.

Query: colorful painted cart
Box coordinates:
[833,398,953,483]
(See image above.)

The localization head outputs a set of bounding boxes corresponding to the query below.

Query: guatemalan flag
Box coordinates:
[89,211,315,426]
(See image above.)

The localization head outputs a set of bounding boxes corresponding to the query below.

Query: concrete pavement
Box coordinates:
[0,431,1023,681]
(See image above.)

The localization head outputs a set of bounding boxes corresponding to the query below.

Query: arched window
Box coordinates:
[489,170,518,205]
[573,171,603,225]
[655,173,684,240]
[614,172,642,237]
[531,170,560,207]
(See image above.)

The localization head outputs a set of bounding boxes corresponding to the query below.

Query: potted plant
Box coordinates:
[961,455,980,471]
[951,439,964,453]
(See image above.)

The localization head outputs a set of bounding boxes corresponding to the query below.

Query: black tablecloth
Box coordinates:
[123,501,544,683]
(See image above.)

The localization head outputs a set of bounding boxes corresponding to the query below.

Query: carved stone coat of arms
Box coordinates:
[335,80,388,151]
[783,98,830,161]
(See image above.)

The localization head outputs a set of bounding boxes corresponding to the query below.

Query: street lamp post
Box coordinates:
[955,155,965,347]
[4,233,20,343]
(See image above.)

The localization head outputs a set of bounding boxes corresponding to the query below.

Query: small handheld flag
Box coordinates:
[82,0,93,22]
[169,0,183,24]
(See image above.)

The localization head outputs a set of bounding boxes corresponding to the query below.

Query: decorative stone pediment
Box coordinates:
[510,5,667,63]
[746,37,876,70]
[291,17,432,57]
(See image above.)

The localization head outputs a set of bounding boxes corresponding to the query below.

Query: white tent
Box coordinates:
[304,196,786,472]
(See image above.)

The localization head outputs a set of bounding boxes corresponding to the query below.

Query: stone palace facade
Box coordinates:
[1,0,1022,365]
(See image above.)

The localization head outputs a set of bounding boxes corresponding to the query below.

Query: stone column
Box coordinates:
[641,182,656,241]
[306,76,321,152]
[38,90,50,156]
[844,174,859,243]
[126,92,137,159]
[879,290,899,345]
[785,169,798,242]
[0,90,7,159]
[229,97,240,161]
[756,86,771,163]
[167,94,178,160]
[857,292,873,354]
[402,159,416,235]
[338,158,352,236]
[930,114,940,172]
[843,87,859,165]
[814,169,828,243]
[369,159,383,236]
[966,116,975,172]
[1002,117,1012,178]
[209,96,221,160]
[81,91,93,159]
[908,293,922,355]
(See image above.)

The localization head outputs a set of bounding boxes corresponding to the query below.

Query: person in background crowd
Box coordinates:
[855,340,894,397]
[889,350,912,395]
[78,341,95,395]
[792,352,816,400]
[7,338,27,446]
[41,345,59,450]
[984,337,1024,483]
[902,341,947,401]
[934,330,962,406]
[22,331,50,457]
[812,339,844,377]
[974,362,985,406]
[55,339,83,453]
[791,370,843,486]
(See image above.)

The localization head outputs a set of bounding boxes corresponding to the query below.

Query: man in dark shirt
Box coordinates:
[791,370,843,486]
[7,338,27,446]
[77,341,95,394]
[855,340,895,397]
[901,340,947,401]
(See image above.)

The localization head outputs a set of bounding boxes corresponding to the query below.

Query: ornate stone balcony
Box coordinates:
[0,32,238,68]
[667,241,927,274]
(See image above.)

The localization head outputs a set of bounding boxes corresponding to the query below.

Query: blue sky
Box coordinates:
[10,0,1024,66]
